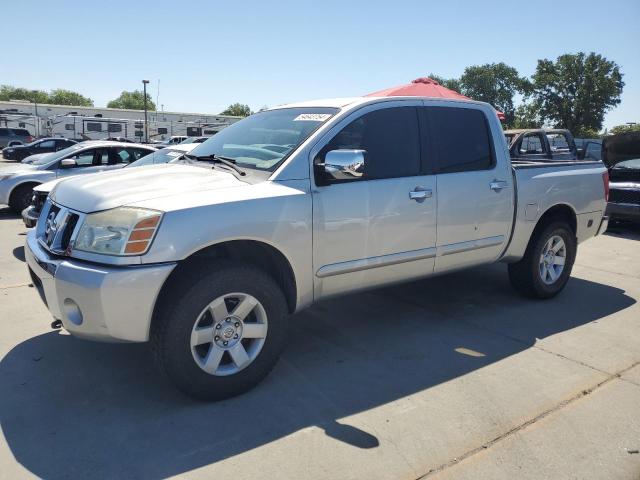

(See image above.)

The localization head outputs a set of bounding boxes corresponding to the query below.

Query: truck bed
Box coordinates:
[501,159,607,262]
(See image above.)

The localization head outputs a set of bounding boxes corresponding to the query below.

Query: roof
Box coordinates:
[273,96,489,112]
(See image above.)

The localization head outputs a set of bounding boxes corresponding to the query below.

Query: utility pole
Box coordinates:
[142,79,149,143]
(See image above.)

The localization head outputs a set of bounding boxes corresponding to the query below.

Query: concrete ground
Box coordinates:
[0,183,639,478]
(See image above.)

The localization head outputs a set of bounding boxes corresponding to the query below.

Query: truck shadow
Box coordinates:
[0,264,635,479]
[0,206,19,220]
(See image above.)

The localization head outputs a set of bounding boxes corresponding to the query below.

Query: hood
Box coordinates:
[602,132,640,169]
[0,163,39,175]
[51,163,248,213]
[34,177,65,194]
[21,153,50,164]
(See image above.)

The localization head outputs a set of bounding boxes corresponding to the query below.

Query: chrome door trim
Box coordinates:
[316,246,437,278]
[437,235,505,257]
[316,234,506,278]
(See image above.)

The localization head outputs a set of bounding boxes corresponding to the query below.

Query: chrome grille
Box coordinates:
[37,200,81,255]
[609,189,640,205]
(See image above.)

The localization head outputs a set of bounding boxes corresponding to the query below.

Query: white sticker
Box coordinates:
[293,113,331,122]
[167,151,182,157]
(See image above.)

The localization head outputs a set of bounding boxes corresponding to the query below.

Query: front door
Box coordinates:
[425,105,513,272]
[311,101,437,299]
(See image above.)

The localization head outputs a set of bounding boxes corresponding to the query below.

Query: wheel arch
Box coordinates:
[8,180,41,205]
[153,239,298,322]
[534,203,577,237]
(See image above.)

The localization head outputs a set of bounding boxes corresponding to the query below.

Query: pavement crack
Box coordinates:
[417,360,640,479]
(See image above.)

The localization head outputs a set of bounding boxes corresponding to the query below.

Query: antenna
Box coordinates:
[156,79,160,110]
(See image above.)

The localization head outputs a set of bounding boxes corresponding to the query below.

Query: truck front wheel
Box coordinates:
[151,262,289,400]
[508,221,577,299]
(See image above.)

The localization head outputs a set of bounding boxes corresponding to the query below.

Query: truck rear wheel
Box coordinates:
[508,221,576,299]
[151,262,289,400]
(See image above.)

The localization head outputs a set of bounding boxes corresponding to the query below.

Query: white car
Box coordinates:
[21,143,199,227]
[0,141,156,213]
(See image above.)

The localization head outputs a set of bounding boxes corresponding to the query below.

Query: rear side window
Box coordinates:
[546,133,572,152]
[319,106,421,181]
[519,133,545,154]
[13,129,30,136]
[428,107,493,173]
[0,128,9,135]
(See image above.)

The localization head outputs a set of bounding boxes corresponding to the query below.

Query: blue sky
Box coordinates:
[4,0,639,129]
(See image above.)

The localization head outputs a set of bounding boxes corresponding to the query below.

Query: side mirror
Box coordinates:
[60,159,77,168]
[322,149,366,181]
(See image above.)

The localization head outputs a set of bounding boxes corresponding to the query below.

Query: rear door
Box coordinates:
[426,104,513,272]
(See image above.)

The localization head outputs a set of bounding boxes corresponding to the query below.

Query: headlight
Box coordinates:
[74,207,163,256]
[4,149,14,154]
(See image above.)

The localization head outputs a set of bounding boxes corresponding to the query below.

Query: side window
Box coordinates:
[131,148,150,160]
[546,133,572,152]
[585,142,602,160]
[38,140,56,149]
[318,106,421,181]
[72,149,97,166]
[114,148,133,164]
[428,107,494,173]
[519,133,545,154]
[86,122,102,132]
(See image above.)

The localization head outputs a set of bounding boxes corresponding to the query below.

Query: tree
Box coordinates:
[609,123,640,135]
[0,85,93,106]
[428,74,462,93]
[531,52,623,134]
[459,63,530,127]
[48,89,93,106]
[107,90,156,110]
[512,102,543,129]
[220,103,252,117]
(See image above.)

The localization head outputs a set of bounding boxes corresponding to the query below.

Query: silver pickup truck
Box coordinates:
[25,97,609,400]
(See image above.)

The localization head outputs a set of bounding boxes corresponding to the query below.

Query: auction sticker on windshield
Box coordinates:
[293,113,332,121]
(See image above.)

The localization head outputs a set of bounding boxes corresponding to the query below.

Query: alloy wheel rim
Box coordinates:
[190,292,268,376]
[539,235,566,285]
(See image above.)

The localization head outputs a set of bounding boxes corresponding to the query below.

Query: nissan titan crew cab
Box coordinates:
[25,97,610,400]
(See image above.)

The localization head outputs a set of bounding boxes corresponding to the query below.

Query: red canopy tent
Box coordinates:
[366,77,506,121]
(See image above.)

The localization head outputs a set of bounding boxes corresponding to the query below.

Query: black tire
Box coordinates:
[151,261,289,401]
[508,221,577,299]
[9,184,36,214]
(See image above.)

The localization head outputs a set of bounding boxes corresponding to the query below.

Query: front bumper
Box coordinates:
[25,230,176,342]
[606,202,640,222]
[22,205,39,228]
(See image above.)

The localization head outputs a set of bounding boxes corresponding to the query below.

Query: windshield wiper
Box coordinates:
[185,153,246,176]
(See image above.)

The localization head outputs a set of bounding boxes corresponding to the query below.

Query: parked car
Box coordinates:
[504,129,578,161]
[0,141,156,212]
[0,127,34,148]
[2,137,77,162]
[25,97,608,400]
[152,136,188,148]
[21,143,199,227]
[602,131,640,223]
[575,138,602,161]
[179,136,209,145]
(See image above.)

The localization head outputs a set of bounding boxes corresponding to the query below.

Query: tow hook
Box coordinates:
[51,319,63,330]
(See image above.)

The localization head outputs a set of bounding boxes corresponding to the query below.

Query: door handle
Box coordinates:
[490,180,508,192]
[409,187,432,203]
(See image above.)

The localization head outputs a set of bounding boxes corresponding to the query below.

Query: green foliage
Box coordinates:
[48,89,94,107]
[0,85,93,106]
[107,90,156,110]
[512,102,542,129]
[428,74,462,93]
[220,103,252,117]
[531,52,623,133]
[609,123,640,135]
[459,63,530,127]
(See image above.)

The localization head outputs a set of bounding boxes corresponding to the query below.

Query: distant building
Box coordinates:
[0,100,240,141]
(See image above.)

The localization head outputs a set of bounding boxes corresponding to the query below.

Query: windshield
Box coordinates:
[189,107,339,172]
[612,158,640,169]
[129,148,187,167]
[30,143,87,165]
